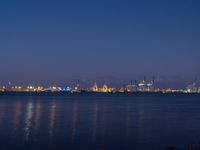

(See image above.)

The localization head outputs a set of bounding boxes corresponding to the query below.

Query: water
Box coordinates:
[0,93,200,150]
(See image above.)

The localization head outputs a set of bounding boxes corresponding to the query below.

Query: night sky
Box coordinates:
[0,0,200,88]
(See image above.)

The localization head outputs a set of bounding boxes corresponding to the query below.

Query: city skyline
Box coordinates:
[0,75,200,92]
[0,75,200,89]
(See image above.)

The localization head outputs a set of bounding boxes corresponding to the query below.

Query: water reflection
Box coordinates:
[13,101,22,131]
[34,101,42,134]
[92,103,98,141]
[101,103,106,137]
[49,101,57,138]
[71,103,79,142]
[0,103,5,127]
[0,94,199,150]
[24,100,34,141]
[126,103,131,137]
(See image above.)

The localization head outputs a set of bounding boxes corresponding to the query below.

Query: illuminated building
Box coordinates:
[0,76,198,94]
[126,80,137,92]
[138,77,155,92]
[102,84,110,93]
[44,86,61,92]
[0,86,5,92]
[119,84,127,92]
[187,82,197,93]
[35,86,44,92]
[126,85,134,92]
[92,83,99,92]
[138,77,147,92]
[6,81,12,91]
[147,78,154,92]
[11,86,22,92]
[62,87,72,92]
[74,80,81,92]
[26,86,35,92]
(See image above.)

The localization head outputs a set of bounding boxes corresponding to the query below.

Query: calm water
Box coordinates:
[0,93,200,150]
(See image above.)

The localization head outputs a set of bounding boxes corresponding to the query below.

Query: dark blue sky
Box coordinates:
[0,0,200,87]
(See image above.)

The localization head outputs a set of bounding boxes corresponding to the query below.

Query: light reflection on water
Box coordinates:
[24,100,34,141]
[13,101,21,132]
[0,94,199,150]
[33,101,42,135]
[0,103,5,127]
[49,100,57,138]
[92,103,98,141]
[71,102,78,142]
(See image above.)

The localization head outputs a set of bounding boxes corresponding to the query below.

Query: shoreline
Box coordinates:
[0,91,199,95]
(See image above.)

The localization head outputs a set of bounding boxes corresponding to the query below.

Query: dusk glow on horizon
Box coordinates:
[0,0,200,87]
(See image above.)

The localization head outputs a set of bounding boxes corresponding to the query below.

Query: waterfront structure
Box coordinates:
[138,77,155,92]
[0,76,200,94]
[138,77,147,92]
[186,82,197,93]
[119,84,127,92]
[147,78,154,92]
[91,82,99,92]
[198,87,200,93]
[5,81,12,91]
[62,87,72,92]
[11,86,22,92]
[44,86,61,92]
[91,83,113,93]
[26,86,35,92]
[102,84,110,93]
[0,86,5,92]
[36,86,45,92]
[74,80,81,92]
[26,86,45,92]
[126,80,137,92]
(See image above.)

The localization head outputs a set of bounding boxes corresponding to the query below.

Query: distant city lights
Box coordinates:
[0,77,199,94]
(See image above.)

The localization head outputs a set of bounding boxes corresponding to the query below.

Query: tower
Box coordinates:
[74,80,81,92]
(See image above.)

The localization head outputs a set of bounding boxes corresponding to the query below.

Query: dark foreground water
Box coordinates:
[0,93,200,150]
